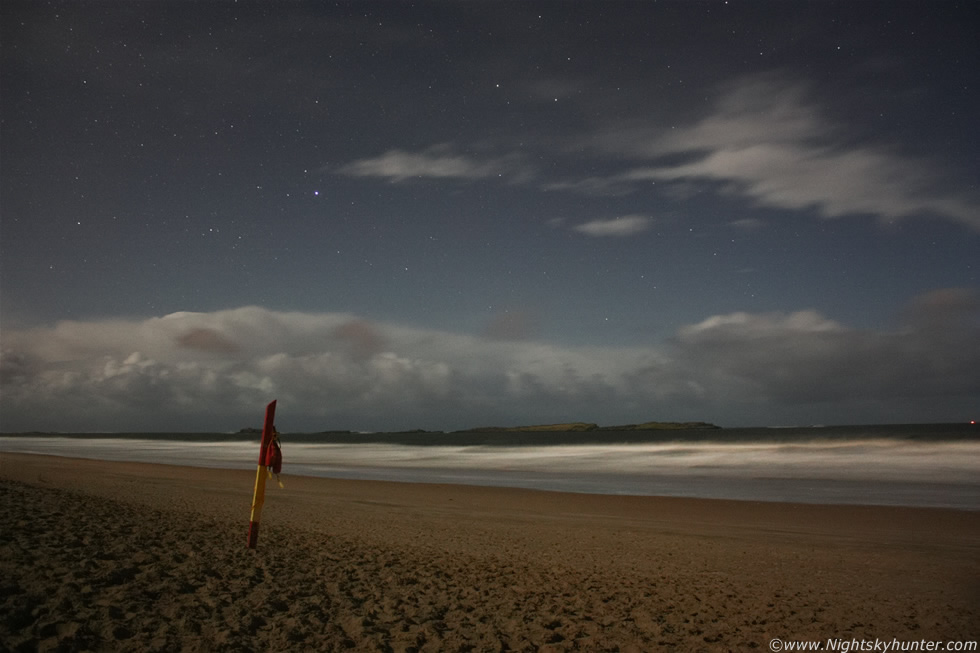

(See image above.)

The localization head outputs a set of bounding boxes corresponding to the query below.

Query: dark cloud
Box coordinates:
[670,294,980,406]
[176,328,241,354]
[331,320,387,359]
[0,349,36,386]
[902,287,980,326]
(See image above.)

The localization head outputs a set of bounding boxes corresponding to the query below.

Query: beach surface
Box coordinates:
[1,453,977,652]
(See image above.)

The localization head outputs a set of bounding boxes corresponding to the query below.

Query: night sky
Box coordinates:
[2,2,978,432]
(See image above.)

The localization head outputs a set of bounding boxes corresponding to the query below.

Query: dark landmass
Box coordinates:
[459,421,721,433]
[600,421,720,431]
[461,422,600,433]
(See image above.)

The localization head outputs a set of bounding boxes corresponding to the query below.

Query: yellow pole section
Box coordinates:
[246,399,277,549]
[249,463,268,524]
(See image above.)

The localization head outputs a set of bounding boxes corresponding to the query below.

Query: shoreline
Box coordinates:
[2,453,978,650]
[3,450,980,518]
[4,436,978,511]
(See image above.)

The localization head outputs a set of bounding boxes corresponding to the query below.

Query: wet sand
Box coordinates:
[1,453,977,651]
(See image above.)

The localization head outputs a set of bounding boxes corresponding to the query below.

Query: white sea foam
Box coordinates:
[2,437,978,509]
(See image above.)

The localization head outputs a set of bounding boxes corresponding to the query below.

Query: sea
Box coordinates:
[2,424,978,510]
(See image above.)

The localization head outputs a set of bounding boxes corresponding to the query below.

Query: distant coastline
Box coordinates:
[10,423,980,442]
[229,421,721,438]
[301,421,721,438]
[457,421,721,433]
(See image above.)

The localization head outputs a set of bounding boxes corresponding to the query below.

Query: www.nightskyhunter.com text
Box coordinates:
[769,638,977,652]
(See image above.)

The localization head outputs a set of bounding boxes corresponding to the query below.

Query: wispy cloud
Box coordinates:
[336,144,533,183]
[2,291,977,431]
[573,215,652,237]
[542,176,636,197]
[729,217,764,230]
[567,74,980,230]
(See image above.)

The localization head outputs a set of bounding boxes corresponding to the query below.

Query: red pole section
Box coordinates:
[258,399,277,465]
[246,399,277,549]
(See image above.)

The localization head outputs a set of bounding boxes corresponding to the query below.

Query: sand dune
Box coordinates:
[1,453,977,651]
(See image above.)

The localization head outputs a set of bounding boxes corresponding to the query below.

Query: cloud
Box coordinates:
[336,144,532,183]
[0,307,645,431]
[176,328,241,354]
[667,293,980,405]
[571,74,980,230]
[729,217,764,230]
[902,287,979,325]
[573,215,652,237]
[1,292,977,431]
[542,176,636,197]
[331,320,386,359]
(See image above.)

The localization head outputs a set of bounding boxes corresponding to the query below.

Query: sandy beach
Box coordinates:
[1,453,977,652]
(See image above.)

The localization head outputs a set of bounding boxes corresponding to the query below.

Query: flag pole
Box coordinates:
[246,399,277,549]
